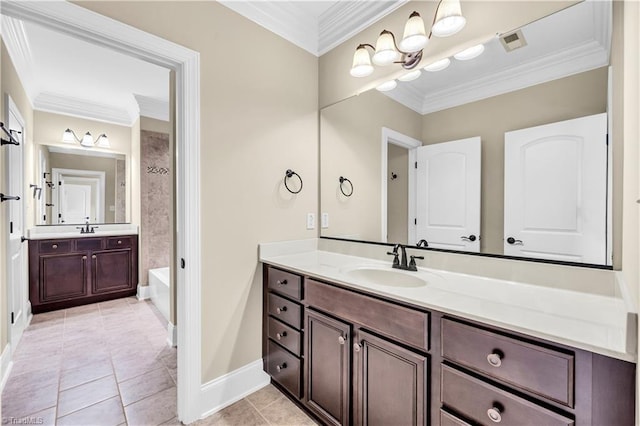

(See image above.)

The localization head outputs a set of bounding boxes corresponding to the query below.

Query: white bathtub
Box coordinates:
[149,267,170,322]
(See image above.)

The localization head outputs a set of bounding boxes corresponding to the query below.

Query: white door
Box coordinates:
[415,137,481,251]
[5,97,27,352]
[504,113,608,264]
[60,183,92,224]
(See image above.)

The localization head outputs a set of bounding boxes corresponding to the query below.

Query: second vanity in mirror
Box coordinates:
[320,0,613,267]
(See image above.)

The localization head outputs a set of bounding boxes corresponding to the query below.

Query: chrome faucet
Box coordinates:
[387,244,424,272]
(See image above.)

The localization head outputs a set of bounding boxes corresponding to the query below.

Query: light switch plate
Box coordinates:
[321,213,329,229]
[306,213,316,230]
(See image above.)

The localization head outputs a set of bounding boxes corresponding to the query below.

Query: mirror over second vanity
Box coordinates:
[320,0,616,267]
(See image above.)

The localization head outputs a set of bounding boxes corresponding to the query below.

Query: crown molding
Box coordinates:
[318,0,409,55]
[34,92,135,126]
[218,1,320,55]
[134,94,169,122]
[0,15,37,106]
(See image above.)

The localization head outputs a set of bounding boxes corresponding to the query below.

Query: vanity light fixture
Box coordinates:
[62,128,110,148]
[454,43,485,61]
[376,80,398,92]
[423,57,451,72]
[349,0,466,77]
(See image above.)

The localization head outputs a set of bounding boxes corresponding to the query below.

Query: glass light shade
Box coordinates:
[62,129,75,143]
[398,69,422,82]
[350,46,374,77]
[96,134,110,148]
[432,0,466,37]
[376,80,398,92]
[424,57,451,72]
[454,44,485,60]
[399,12,428,53]
[372,31,400,66]
[80,132,94,147]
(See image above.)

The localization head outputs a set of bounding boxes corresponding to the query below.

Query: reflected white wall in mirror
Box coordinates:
[320,0,615,266]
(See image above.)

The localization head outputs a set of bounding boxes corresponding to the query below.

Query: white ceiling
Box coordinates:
[2,1,406,126]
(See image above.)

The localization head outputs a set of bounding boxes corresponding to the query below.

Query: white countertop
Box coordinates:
[259,241,637,363]
[28,224,138,240]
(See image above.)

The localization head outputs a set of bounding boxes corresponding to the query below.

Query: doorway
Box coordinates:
[0,2,202,423]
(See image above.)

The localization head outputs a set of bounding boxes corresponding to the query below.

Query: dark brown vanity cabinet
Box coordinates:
[262,264,636,426]
[29,235,138,313]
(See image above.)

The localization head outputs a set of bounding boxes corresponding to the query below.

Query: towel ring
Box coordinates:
[339,176,353,197]
[284,169,303,194]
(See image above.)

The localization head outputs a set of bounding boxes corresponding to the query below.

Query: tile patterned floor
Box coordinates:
[1,297,316,426]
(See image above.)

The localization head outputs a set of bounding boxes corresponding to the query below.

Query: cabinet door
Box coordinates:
[305,309,351,426]
[40,253,88,302]
[92,249,134,294]
[354,329,427,426]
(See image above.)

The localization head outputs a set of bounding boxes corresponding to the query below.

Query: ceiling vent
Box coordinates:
[500,29,527,52]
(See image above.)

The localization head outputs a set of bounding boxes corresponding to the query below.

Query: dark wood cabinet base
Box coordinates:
[31,289,137,314]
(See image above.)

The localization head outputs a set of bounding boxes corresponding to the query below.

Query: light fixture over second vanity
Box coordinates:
[350,0,466,78]
[62,128,110,148]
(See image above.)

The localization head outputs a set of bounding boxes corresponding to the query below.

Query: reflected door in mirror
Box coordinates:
[504,113,608,264]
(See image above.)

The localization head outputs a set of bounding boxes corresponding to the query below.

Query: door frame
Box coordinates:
[0,2,202,422]
[4,94,27,356]
[380,127,421,243]
[52,168,106,224]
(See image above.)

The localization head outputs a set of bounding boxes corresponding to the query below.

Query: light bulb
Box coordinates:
[399,11,427,53]
[350,45,374,78]
[372,31,400,66]
[81,132,94,147]
[96,134,110,148]
[432,0,466,37]
[62,129,75,143]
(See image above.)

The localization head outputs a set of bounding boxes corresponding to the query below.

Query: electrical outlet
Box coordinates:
[321,213,329,229]
[306,213,316,230]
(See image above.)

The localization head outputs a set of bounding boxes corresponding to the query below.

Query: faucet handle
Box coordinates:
[386,251,400,266]
[409,255,424,270]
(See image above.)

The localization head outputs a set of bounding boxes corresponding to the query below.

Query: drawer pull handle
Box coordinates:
[118,240,122,244]
[275,362,287,372]
[487,352,503,367]
[52,244,58,249]
[276,332,287,340]
[276,279,288,286]
[338,335,345,345]
[353,342,361,352]
[487,407,502,423]
[276,306,288,314]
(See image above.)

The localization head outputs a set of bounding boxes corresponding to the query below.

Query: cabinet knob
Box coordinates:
[82,255,87,260]
[276,279,288,286]
[275,362,287,372]
[52,244,58,249]
[338,335,345,345]
[353,342,361,352]
[276,332,287,340]
[487,407,502,423]
[487,352,503,367]
[117,240,122,244]
[92,255,97,259]
[276,306,287,314]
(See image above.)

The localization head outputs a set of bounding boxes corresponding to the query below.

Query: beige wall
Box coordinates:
[387,144,409,243]
[319,1,577,108]
[321,89,421,241]
[140,116,171,134]
[421,67,608,255]
[76,1,319,383]
[0,40,35,353]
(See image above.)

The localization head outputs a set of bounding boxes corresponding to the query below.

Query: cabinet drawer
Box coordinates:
[268,293,302,330]
[306,279,429,351]
[76,238,103,251]
[441,365,574,426]
[441,319,574,406]
[39,240,71,253]
[107,236,133,249]
[440,410,472,426]
[268,317,301,356]
[267,267,302,300]
[267,340,301,398]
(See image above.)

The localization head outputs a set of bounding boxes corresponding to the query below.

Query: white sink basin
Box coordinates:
[342,266,428,288]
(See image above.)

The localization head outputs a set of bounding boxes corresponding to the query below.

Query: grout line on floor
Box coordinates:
[244,397,273,426]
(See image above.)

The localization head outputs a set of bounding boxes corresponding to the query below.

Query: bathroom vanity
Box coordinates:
[260,244,636,426]
[28,231,138,313]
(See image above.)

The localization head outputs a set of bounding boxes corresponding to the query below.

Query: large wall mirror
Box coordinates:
[36,145,128,225]
[320,0,615,266]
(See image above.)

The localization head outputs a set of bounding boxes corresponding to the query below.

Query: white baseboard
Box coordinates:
[167,322,177,347]
[200,359,270,419]
[137,284,151,300]
[1,344,13,392]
